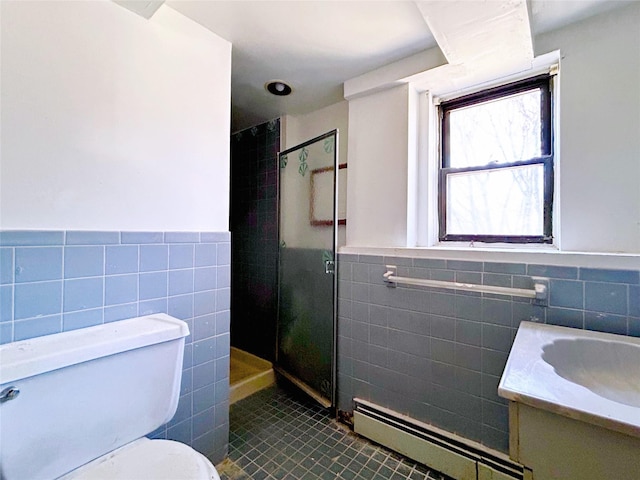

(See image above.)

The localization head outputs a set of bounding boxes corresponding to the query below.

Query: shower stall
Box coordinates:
[229,122,343,409]
[229,120,280,402]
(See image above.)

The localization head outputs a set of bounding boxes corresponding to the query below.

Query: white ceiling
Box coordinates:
[167,0,632,132]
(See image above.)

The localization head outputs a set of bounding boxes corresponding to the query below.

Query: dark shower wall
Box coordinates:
[230,119,280,361]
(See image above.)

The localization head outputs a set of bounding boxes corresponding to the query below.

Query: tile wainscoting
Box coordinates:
[336,253,639,453]
[0,230,230,463]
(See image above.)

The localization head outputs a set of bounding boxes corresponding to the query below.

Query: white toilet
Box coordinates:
[0,313,222,480]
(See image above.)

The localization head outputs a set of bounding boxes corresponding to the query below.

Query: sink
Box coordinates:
[500,322,640,480]
[498,321,640,439]
[542,338,640,407]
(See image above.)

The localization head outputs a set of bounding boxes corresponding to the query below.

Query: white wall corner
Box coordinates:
[551,61,562,251]
[406,87,419,247]
[343,47,447,101]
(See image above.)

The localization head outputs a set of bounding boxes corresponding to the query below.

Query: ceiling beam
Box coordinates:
[415,0,533,67]
[345,0,537,100]
[113,1,165,19]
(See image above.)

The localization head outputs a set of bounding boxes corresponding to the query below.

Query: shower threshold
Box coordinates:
[230,347,275,404]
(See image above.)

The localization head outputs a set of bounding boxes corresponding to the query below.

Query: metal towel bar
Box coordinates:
[383,265,548,303]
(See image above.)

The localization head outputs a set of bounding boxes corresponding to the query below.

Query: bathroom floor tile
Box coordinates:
[217,385,452,480]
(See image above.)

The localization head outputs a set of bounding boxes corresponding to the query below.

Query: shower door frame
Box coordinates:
[275,129,339,410]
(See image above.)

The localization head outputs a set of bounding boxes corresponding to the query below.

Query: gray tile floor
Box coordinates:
[217,385,452,480]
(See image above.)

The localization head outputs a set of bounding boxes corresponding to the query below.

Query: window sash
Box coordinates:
[438,75,553,244]
[441,75,552,168]
[439,156,554,243]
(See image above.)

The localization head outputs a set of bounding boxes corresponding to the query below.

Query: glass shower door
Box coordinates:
[277,130,338,408]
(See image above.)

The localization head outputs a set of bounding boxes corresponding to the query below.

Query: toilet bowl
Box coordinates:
[0,314,222,480]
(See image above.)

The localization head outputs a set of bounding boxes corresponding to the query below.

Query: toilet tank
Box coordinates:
[0,313,189,480]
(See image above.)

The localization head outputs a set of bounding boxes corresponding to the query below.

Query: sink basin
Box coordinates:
[542,338,640,408]
[498,321,640,439]
[501,323,640,480]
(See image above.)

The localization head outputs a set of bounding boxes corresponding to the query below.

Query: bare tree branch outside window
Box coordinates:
[439,76,553,243]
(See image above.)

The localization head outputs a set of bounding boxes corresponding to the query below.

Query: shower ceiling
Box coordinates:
[166,0,633,132]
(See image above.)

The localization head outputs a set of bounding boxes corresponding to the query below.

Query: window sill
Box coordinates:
[430,241,559,252]
[338,245,640,270]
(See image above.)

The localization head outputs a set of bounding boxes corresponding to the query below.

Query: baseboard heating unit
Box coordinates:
[353,399,532,480]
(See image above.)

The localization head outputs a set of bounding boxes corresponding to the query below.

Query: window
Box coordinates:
[439,75,553,244]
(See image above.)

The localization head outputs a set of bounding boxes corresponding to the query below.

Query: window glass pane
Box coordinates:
[446,164,544,236]
[449,89,542,168]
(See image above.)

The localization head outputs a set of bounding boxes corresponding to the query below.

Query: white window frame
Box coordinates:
[413,58,561,250]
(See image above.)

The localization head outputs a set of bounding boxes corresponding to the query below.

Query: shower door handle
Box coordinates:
[324,260,335,275]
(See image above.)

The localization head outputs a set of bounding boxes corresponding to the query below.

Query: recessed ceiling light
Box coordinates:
[265,80,292,96]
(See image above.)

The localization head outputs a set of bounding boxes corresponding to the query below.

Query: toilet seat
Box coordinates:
[60,438,221,480]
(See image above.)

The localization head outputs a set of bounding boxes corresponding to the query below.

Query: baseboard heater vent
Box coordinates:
[353,399,532,480]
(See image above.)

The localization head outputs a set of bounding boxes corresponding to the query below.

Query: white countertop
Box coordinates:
[498,321,640,439]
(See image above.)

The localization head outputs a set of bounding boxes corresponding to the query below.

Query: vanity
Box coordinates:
[499,322,640,480]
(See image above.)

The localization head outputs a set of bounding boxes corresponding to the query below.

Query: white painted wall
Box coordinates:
[282,101,349,248]
[344,2,640,256]
[283,101,349,167]
[346,85,410,247]
[535,5,640,253]
[0,0,232,232]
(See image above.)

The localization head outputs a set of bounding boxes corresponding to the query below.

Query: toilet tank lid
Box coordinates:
[0,314,189,384]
